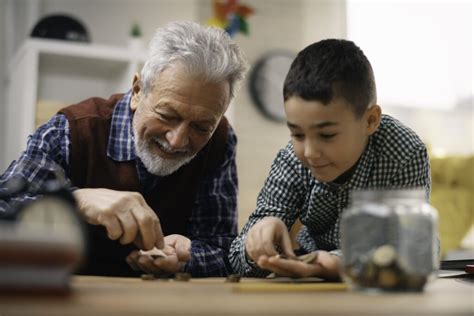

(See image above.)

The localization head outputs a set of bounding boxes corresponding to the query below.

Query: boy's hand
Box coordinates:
[245,216,295,263]
[258,250,341,280]
[126,234,191,275]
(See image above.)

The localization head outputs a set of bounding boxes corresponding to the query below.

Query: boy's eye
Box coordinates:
[320,133,336,139]
[291,133,305,140]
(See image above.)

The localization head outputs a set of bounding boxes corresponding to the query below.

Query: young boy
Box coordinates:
[229,39,431,279]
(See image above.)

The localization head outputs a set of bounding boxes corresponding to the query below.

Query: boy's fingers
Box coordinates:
[258,256,297,277]
[280,230,296,257]
[260,228,278,257]
[245,231,259,261]
[269,257,320,277]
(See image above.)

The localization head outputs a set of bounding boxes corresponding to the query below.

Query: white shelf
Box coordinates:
[8,39,147,73]
[5,38,147,167]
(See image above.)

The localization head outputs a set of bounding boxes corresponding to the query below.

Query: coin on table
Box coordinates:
[141,274,156,281]
[226,274,241,283]
[175,272,191,281]
[140,248,167,260]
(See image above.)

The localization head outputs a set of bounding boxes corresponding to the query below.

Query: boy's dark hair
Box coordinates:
[283,39,376,118]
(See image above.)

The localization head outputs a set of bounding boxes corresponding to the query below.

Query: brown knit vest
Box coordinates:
[59,94,229,276]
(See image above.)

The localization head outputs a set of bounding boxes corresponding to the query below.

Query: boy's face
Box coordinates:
[285,96,380,183]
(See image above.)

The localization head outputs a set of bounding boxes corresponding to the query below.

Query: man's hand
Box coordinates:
[73,188,164,250]
[258,251,341,280]
[244,216,295,262]
[126,234,191,275]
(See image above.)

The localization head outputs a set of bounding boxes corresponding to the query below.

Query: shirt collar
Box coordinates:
[343,136,375,189]
[107,91,137,161]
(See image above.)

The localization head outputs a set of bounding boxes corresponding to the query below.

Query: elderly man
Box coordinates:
[0,21,248,277]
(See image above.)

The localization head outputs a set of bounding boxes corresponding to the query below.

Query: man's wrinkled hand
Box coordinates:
[126,234,191,275]
[73,188,164,250]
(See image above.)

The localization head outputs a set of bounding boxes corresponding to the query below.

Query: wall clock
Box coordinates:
[249,51,295,122]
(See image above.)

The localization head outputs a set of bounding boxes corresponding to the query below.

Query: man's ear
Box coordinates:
[130,73,141,112]
[365,104,381,136]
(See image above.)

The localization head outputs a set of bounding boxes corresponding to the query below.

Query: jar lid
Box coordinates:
[350,188,426,202]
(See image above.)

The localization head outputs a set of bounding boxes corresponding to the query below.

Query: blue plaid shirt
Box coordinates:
[0,92,238,277]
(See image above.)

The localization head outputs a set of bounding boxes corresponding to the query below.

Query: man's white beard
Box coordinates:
[133,134,196,177]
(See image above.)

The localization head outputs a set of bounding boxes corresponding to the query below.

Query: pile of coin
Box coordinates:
[343,245,428,291]
[225,274,241,283]
[174,272,191,281]
[267,251,319,278]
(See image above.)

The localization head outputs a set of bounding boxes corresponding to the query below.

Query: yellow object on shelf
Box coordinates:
[430,155,474,256]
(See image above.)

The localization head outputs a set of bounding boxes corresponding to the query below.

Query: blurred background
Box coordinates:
[0,0,472,256]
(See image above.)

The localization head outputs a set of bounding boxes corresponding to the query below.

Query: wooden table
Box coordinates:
[0,275,473,316]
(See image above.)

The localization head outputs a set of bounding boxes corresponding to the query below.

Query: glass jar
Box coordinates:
[340,189,439,292]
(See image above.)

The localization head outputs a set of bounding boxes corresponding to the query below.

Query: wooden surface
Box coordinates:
[0,275,473,316]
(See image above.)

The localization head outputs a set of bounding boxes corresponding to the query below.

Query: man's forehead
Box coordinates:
[153,100,220,123]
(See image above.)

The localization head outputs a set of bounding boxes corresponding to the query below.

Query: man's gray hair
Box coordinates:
[140,21,248,99]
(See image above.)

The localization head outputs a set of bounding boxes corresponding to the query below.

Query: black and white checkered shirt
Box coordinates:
[229,114,431,277]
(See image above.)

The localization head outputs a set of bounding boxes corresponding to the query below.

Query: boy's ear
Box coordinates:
[130,73,142,112]
[365,104,381,135]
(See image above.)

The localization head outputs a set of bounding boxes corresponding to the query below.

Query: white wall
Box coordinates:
[39,0,199,47]
[346,0,473,156]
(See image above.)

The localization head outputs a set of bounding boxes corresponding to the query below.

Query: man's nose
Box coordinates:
[166,123,190,149]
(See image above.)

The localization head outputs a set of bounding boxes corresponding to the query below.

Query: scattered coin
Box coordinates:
[141,274,156,281]
[276,254,297,260]
[226,274,241,283]
[174,272,191,281]
[140,248,167,260]
[299,251,319,264]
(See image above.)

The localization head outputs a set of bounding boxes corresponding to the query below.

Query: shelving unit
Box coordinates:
[5,38,146,165]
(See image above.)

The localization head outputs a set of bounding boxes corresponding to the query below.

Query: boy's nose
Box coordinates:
[304,141,322,159]
[165,123,190,149]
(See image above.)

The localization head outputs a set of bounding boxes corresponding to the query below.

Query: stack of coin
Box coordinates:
[268,251,320,278]
[225,274,241,283]
[141,274,156,281]
[344,244,427,291]
[174,272,191,281]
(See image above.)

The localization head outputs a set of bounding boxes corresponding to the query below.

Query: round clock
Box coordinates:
[249,51,296,122]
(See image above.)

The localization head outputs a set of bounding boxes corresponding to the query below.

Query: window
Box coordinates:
[347,0,472,110]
